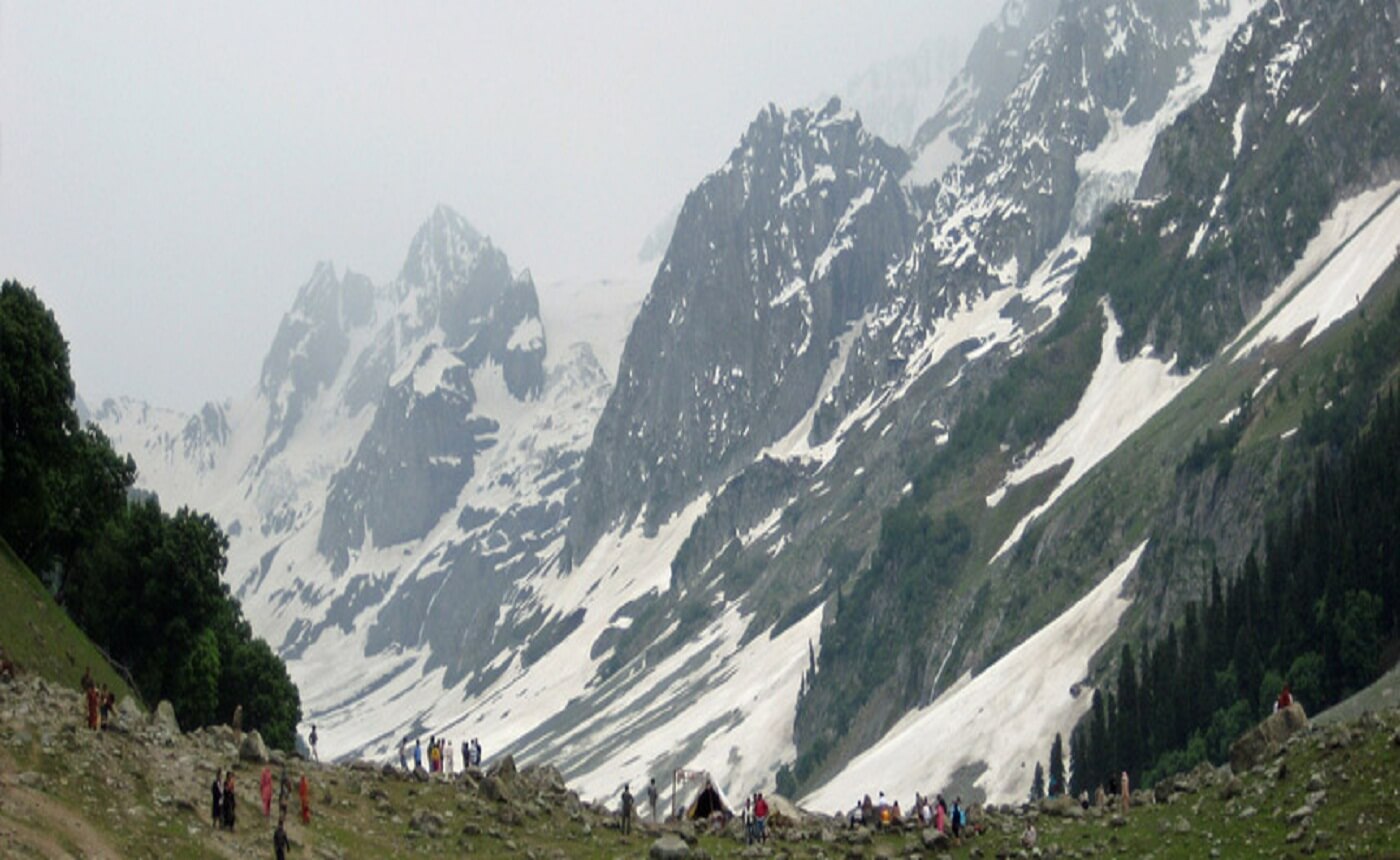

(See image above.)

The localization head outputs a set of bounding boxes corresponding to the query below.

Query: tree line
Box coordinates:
[0,281,300,749]
[1058,376,1400,796]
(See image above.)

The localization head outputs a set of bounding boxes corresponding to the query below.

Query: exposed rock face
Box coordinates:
[567,98,916,562]
[1230,702,1310,773]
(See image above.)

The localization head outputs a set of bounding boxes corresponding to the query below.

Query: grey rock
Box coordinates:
[239,729,269,763]
[150,700,180,735]
[649,833,691,860]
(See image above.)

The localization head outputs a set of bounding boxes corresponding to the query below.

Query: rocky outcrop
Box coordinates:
[1230,703,1310,773]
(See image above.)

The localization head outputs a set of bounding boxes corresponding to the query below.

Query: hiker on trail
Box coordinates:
[754,792,769,842]
[278,766,291,820]
[1094,784,1107,808]
[97,684,112,728]
[222,770,237,831]
[260,766,273,818]
[273,815,291,860]
[860,794,874,828]
[399,737,408,770]
[619,783,635,835]
[647,778,659,822]
[299,773,311,824]
[445,739,454,774]
[82,668,99,731]
[1119,771,1130,815]
[918,795,932,827]
[461,740,469,771]
[934,794,946,833]
[951,797,963,838]
[471,738,481,766]
[849,798,865,828]
[413,739,423,770]
[1276,684,1294,712]
[211,769,223,827]
[309,724,319,762]
[231,704,243,743]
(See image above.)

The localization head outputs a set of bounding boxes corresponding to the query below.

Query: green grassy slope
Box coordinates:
[0,535,136,702]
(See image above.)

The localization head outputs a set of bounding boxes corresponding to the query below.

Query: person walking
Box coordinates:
[273,816,291,860]
[413,739,423,771]
[1119,771,1131,815]
[309,724,319,762]
[260,766,273,818]
[619,783,635,835]
[210,769,223,827]
[399,737,408,771]
[647,778,659,822]
[222,770,237,831]
[299,773,312,825]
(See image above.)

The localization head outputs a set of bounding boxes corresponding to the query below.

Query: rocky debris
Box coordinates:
[410,808,446,837]
[1219,776,1244,801]
[921,826,950,850]
[1231,703,1309,773]
[239,729,269,763]
[650,832,692,859]
[151,700,180,735]
[1039,795,1084,819]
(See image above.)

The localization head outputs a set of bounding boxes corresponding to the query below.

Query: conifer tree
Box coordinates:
[1048,733,1066,797]
[1029,762,1045,802]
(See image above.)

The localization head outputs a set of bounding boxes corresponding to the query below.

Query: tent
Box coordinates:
[684,779,733,821]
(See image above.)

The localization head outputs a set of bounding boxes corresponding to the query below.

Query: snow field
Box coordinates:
[802,542,1144,811]
[988,306,1198,560]
[1234,182,1400,357]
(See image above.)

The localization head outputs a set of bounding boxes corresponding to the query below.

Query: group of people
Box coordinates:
[847,791,975,839]
[401,735,482,774]
[617,779,663,834]
[743,792,770,844]
[209,764,311,844]
[79,667,116,731]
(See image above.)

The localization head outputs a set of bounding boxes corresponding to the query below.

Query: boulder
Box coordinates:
[151,700,180,735]
[921,827,950,850]
[649,833,691,860]
[1040,795,1083,818]
[115,697,143,729]
[1218,776,1244,801]
[409,809,445,837]
[1230,703,1308,773]
[487,754,517,783]
[481,775,514,804]
[239,730,270,763]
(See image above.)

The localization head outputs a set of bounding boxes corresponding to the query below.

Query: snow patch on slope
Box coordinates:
[804,542,1143,810]
[990,307,1198,559]
[1234,181,1400,356]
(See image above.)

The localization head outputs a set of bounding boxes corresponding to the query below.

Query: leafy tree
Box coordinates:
[0,281,79,571]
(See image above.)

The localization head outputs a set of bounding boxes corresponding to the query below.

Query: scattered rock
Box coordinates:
[921,827,950,850]
[649,833,691,859]
[239,729,269,763]
[410,809,445,837]
[1307,773,1327,792]
[1287,804,1314,826]
[151,700,180,735]
[1219,776,1244,801]
[1230,703,1308,773]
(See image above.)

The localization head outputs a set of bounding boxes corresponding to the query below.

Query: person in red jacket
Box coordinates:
[753,792,769,843]
[1276,684,1293,711]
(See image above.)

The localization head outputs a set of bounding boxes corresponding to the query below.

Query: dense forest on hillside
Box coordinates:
[0,280,301,748]
[1062,269,1400,796]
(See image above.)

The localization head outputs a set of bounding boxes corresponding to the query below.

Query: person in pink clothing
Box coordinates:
[260,767,273,818]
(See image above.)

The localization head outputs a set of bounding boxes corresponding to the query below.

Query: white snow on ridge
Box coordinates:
[1235,181,1400,357]
[990,306,1198,559]
[803,542,1144,811]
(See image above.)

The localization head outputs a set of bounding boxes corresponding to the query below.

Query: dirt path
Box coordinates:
[0,771,123,859]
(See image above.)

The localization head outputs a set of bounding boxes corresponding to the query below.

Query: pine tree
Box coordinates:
[1048,733,1066,797]
[1029,762,1045,802]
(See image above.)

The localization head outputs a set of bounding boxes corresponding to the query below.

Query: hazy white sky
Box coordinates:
[1,1,994,411]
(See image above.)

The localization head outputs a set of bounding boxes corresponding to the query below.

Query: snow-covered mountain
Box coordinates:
[95,0,1398,813]
[825,36,968,149]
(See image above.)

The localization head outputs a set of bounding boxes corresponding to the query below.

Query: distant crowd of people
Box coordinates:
[399,734,482,774]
